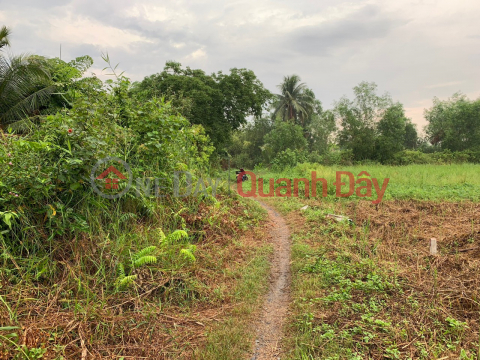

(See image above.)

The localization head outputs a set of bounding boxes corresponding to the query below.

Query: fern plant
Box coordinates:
[115,229,195,290]
[132,245,158,267]
[161,229,196,263]
[115,246,158,290]
[180,245,197,262]
[115,262,137,289]
[163,229,188,245]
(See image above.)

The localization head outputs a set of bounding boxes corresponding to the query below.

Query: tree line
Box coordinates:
[1,25,479,170]
[228,77,480,169]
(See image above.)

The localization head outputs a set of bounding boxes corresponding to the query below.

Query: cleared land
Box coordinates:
[256,164,480,359]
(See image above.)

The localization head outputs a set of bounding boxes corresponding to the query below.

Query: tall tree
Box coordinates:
[307,109,336,155]
[0,26,10,50]
[425,93,480,151]
[272,75,314,127]
[336,81,392,160]
[404,120,418,149]
[131,61,272,150]
[375,103,408,162]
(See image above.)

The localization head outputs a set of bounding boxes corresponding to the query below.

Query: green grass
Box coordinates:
[235,163,480,202]
[196,242,272,359]
[255,163,480,359]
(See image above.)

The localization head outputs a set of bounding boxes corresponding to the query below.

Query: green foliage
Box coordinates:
[425,93,480,151]
[180,245,197,262]
[115,246,159,289]
[132,245,158,267]
[391,149,480,165]
[445,317,468,333]
[0,326,47,359]
[16,346,47,360]
[404,120,418,149]
[375,103,408,162]
[0,211,17,229]
[336,81,392,161]
[334,82,421,163]
[229,77,335,169]
[131,61,272,149]
[272,148,307,170]
[115,229,195,290]
[390,150,431,165]
[0,25,11,50]
[0,70,213,243]
[263,121,307,162]
[0,54,55,127]
[164,229,189,244]
[307,109,336,155]
[228,117,274,168]
[32,55,94,111]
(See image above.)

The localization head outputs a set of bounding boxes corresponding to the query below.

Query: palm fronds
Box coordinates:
[0,26,11,50]
[0,53,54,126]
[272,75,315,127]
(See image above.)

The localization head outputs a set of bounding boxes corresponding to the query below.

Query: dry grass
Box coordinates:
[0,196,271,359]
[279,198,480,359]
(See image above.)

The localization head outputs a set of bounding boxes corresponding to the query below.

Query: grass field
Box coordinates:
[235,163,480,202]
[255,164,480,359]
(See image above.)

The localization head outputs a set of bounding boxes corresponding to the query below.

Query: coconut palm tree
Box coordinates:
[0,54,55,128]
[0,26,55,128]
[272,75,315,127]
[0,26,10,50]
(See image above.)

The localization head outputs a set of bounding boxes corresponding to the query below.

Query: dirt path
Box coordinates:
[250,201,291,360]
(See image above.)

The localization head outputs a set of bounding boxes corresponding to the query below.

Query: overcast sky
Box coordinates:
[1,0,479,131]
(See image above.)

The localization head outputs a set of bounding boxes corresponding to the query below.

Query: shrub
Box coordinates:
[0,75,213,244]
[389,150,432,165]
[272,148,307,170]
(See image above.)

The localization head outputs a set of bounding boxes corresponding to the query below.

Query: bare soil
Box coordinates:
[250,201,291,360]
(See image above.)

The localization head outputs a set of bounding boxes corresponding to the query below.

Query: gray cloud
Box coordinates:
[1,0,479,130]
[288,5,408,56]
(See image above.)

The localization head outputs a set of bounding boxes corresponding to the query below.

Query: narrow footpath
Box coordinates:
[250,201,291,360]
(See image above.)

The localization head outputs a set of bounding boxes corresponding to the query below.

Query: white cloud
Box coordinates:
[41,15,153,51]
[186,47,206,59]
[425,81,465,89]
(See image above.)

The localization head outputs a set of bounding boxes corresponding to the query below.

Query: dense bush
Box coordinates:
[389,150,480,165]
[272,148,307,170]
[263,121,307,162]
[228,117,273,169]
[425,93,480,151]
[0,75,213,244]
